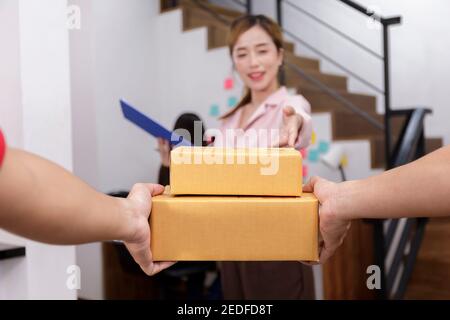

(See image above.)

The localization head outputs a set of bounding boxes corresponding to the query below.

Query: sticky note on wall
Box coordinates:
[300,148,308,159]
[308,149,319,163]
[224,78,234,90]
[311,132,317,145]
[209,104,220,117]
[228,96,238,108]
[318,141,330,154]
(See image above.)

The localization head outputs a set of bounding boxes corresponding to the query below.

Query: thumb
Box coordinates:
[303,176,320,193]
[145,183,165,197]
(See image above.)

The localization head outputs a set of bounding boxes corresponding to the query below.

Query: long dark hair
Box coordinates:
[158,113,206,185]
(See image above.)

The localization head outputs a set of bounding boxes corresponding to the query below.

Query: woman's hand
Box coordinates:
[122,183,176,275]
[303,176,352,264]
[157,138,171,167]
[275,106,308,148]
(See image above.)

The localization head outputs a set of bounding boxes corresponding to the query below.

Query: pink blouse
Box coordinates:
[213,87,312,150]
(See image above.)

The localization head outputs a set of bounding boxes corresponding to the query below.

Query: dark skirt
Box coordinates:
[219,261,315,300]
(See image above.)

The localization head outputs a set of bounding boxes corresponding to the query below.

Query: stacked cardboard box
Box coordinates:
[150,147,319,261]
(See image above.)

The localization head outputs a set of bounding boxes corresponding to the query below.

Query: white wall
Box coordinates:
[0,0,76,299]
[68,0,104,300]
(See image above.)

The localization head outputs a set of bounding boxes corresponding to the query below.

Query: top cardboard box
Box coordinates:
[170,147,302,196]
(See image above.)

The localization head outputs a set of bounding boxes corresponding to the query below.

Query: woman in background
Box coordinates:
[213,15,315,299]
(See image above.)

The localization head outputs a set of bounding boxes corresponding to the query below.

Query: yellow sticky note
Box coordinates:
[340,154,348,168]
[311,131,317,145]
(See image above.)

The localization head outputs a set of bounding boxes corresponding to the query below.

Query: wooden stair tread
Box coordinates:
[286,67,347,91]
[302,87,377,114]
[285,51,320,71]
[405,218,450,299]
[370,136,443,169]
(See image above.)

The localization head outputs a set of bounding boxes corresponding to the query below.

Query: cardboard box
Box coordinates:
[150,192,319,261]
[170,147,303,196]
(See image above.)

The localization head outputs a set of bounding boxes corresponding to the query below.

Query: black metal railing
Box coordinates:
[372,108,431,299]
[274,0,430,300]
[276,0,402,168]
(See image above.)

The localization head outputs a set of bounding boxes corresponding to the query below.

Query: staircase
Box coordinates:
[159,0,447,299]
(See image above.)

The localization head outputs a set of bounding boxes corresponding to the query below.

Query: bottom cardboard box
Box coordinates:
[150,191,319,261]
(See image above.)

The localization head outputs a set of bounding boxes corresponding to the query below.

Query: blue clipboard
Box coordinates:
[120,99,191,147]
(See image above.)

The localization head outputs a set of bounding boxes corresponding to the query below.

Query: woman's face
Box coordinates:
[232,25,283,93]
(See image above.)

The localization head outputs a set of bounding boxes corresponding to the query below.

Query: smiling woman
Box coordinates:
[213,15,315,300]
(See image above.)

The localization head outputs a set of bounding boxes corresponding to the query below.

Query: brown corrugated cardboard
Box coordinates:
[150,192,318,261]
[170,147,302,196]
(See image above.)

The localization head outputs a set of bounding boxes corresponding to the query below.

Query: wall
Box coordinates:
[0,0,76,299]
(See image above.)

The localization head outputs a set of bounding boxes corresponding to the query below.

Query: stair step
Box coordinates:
[286,67,347,91]
[370,136,443,169]
[181,2,297,52]
[405,217,450,299]
[285,51,320,71]
[302,88,377,114]
[182,3,230,30]
[189,0,243,19]
[331,111,404,141]
[283,41,295,53]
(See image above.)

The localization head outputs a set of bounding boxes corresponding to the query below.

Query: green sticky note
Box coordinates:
[308,149,319,163]
[318,141,330,154]
[228,96,238,108]
[209,104,220,117]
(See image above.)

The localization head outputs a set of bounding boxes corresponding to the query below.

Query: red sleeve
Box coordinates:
[0,129,6,168]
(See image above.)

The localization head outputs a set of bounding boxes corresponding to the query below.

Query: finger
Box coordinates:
[126,241,154,275]
[271,132,289,147]
[163,139,170,149]
[318,223,349,264]
[148,261,177,276]
[287,126,298,147]
[319,246,335,264]
[303,176,320,193]
[283,106,296,118]
[128,183,164,204]
[300,260,319,266]
[144,183,165,197]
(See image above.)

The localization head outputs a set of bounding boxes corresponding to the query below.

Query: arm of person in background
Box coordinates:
[303,145,450,264]
[157,137,171,167]
[0,148,175,276]
[276,95,312,149]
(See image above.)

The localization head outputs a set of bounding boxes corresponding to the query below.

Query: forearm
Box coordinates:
[0,148,133,244]
[336,146,450,220]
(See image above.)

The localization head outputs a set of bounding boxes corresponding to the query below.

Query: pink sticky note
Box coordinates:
[224,77,234,90]
[302,165,308,178]
[300,148,308,159]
